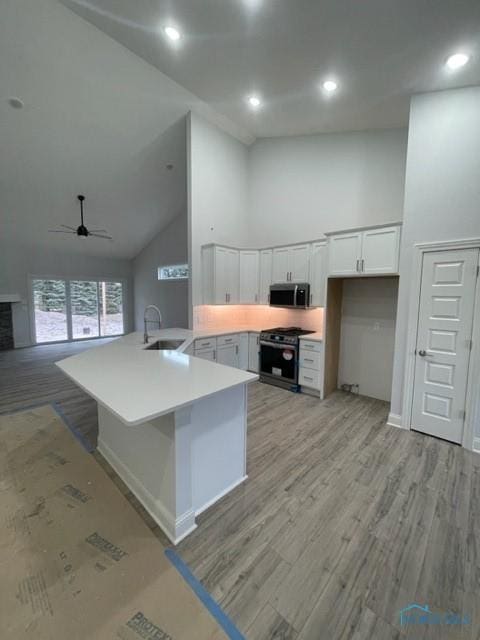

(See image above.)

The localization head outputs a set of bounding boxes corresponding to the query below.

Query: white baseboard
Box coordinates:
[387,412,407,430]
[97,438,197,545]
[473,437,480,454]
[195,475,248,517]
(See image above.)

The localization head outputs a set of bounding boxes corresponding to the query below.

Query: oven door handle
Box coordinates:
[260,341,297,349]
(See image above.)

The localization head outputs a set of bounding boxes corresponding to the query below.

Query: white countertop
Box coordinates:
[57,329,258,426]
[299,332,323,342]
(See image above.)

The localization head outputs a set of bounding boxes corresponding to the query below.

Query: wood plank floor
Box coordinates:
[1,341,479,639]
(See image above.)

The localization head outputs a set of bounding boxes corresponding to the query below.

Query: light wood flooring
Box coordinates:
[1,341,479,639]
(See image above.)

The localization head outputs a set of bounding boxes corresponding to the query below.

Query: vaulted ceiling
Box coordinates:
[62,0,480,137]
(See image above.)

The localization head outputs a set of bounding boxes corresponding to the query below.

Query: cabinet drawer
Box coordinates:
[299,339,322,353]
[299,368,321,389]
[195,337,217,350]
[217,333,240,347]
[299,350,321,370]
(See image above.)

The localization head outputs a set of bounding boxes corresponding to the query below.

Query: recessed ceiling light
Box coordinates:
[322,80,338,93]
[247,95,261,108]
[164,25,180,41]
[446,53,469,70]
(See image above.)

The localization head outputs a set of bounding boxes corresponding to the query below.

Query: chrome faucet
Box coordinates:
[143,305,163,343]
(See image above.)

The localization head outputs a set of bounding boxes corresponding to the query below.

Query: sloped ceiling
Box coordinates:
[0,0,248,260]
[61,0,480,137]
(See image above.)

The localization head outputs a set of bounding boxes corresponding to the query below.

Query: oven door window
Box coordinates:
[260,344,297,381]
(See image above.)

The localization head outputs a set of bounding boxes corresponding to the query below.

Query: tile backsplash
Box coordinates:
[193,305,324,335]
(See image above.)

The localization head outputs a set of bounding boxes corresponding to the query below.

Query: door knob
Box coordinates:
[418,349,427,357]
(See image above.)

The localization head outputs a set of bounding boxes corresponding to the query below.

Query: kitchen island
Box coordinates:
[57,330,258,544]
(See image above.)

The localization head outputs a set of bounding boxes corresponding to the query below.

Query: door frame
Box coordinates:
[402,237,480,451]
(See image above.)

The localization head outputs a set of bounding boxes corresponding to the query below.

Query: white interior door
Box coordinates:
[411,249,479,443]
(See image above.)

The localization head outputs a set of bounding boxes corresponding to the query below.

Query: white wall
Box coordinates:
[248,129,408,246]
[338,278,398,402]
[188,113,250,318]
[0,242,133,347]
[133,213,188,331]
[390,87,480,428]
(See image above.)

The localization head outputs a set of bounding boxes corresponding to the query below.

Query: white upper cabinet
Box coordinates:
[328,232,363,276]
[272,244,311,283]
[309,241,327,307]
[272,247,290,283]
[327,224,401,277]
[202,245,239,304]
[259,249,272,304]
[239,250,259,304]
[361,226,400,274]
[289,244,310,282]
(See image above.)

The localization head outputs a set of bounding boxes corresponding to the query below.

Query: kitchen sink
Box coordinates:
[144,339,185,351]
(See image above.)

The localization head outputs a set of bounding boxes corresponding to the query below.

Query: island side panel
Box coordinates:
[190,384,248,515]
[96,404,196,544]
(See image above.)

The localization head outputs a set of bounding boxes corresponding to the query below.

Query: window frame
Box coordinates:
[29,274,127,345]
[157,263,189,281]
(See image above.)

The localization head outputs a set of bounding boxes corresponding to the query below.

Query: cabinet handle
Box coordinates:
[235,345,239,355]
[304,376,313,381]
[361,259,365,272]
[356,259,359,272]
[213,350,216,360]
[304,358,314,363]
[255,293,258,303]
[225,338,232,342]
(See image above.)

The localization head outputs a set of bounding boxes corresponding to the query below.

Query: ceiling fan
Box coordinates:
[49,195,112,240]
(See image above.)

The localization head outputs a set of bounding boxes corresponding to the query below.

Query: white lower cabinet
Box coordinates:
[248,332,260,373]
[217,343,240,368]
[194,333,248,370]
[194,347,216,362]
[298,338,323,398]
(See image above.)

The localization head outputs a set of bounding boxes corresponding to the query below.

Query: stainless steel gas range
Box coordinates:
[259,327,314,391]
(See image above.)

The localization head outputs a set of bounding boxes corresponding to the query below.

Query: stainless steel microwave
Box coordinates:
[269,283,310,308]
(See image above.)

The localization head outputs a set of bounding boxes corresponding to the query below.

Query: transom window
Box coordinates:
[158,264,189,280]
[32,278,125,344]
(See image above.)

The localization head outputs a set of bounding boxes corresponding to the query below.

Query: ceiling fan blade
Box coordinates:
[48,229,77,234]
[89,232,113,240]
[88,229,108,233]
[60,224,77,231]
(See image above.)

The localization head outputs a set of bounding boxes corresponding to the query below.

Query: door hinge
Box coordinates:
[459,409,466,421]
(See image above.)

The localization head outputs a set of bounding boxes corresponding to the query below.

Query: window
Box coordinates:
[158,264,189,280]
[32,278,124,344]
[32,279,68,343]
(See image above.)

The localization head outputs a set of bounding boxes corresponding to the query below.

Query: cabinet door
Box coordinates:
[239,251,259,303]
[328,232,362,276]
[194,347,216,362]
[361,226,400,274]
[289,244,310,282]
[259,250,273,304]
[217,343,239,368]
[272,247,290,283]
[226,249,240,304]
[309,242,327,306]
[248,333,259,373]
[214,247,229,304]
